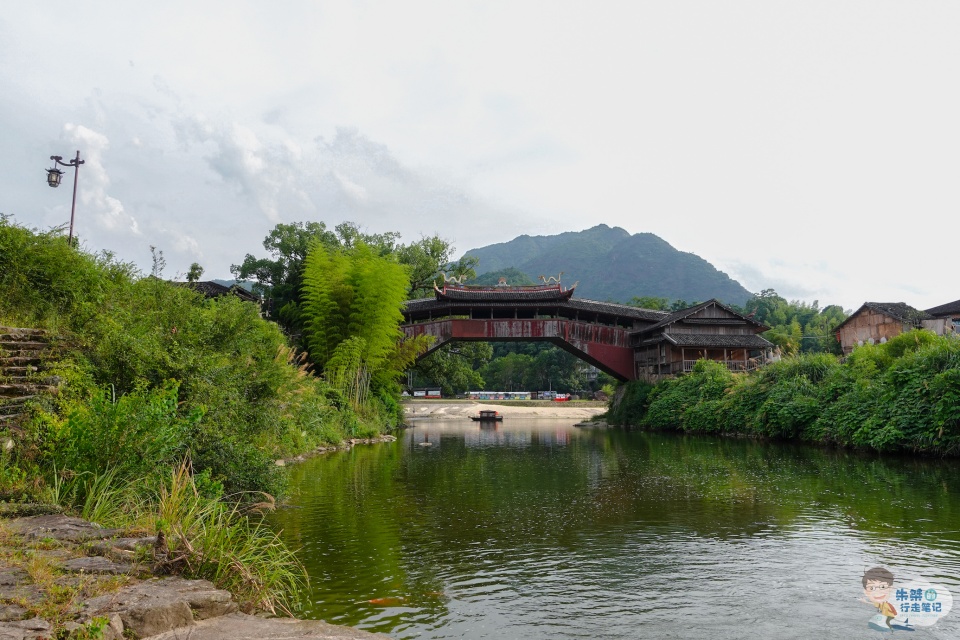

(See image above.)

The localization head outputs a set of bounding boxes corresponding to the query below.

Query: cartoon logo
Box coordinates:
[860,566,952,632]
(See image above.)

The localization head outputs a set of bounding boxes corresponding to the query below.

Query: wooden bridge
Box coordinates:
[402,282,774,381]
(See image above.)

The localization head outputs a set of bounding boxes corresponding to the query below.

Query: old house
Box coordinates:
[924,298,960,337]
[631,299,774,378]
[833,302,935,355]
[177,280,262,304]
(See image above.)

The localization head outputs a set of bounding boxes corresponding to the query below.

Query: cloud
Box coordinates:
[62,123,140,235]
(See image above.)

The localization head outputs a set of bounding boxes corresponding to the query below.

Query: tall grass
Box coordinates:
[154,461,306,614]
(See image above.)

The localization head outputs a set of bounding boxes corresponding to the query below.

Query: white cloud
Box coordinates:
[0,1,958,312]
[62,123,140,236]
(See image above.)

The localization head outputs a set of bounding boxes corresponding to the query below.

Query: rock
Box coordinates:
[0,617,52,640]
[0,603,27,622]
[0,568,27,586]
[82,577,237,638]
[145,611,393,639]
[63,556,135,575]
[5,515,121,543]
[87,536,156,561]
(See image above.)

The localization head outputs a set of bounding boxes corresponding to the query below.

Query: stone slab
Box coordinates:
[82,576,237,638]
[5,515,121,542]
[63,556,135,575]
[145,612,393,639]
[0,617,52,640]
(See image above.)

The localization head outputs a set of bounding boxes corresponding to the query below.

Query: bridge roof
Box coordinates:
[435,283,575,302]
[403,296,669,323]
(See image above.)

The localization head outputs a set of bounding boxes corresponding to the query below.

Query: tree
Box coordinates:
[412,342,492,396]
[186,262,204,283]
[742,289,846,355]
[396,235,478,299]
[469,267,535,287]
[628,296,671,310]
[301,241,426,411]
[231,222,339,335]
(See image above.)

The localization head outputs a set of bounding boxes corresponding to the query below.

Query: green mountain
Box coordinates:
[462,224,753,306]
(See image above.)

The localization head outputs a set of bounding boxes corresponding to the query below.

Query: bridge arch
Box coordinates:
[401,283,666,381]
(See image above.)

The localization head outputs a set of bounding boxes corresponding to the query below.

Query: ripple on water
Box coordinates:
[270,423,960,640]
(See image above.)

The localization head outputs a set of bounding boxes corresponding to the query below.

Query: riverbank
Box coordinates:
[402,399,607,420]
[0,510,391,639]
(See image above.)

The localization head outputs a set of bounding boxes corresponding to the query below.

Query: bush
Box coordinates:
[1,218,388,498]
[607,334,960,455]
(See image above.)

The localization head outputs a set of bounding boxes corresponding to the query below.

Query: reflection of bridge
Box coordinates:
[402,282,774,381]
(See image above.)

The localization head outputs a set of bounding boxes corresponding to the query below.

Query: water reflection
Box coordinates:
[269,420,960,639]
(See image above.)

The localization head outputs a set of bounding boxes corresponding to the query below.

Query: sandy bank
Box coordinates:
[403,400,607,420]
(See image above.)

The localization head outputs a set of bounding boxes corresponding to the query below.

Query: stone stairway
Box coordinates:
[0,327,58,432]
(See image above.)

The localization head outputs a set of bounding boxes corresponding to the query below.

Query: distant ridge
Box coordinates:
[462,224,753,306]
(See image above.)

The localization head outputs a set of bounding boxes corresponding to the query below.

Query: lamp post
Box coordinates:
[46,150,84,246]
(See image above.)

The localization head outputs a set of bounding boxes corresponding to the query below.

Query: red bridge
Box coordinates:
[402,282,774,381]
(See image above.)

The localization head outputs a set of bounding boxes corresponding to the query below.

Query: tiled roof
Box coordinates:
[834,302,931,331]
[640,333,774,348]
[641,299,768,333]
[176,281,260,303]
[437,285,574,302]
[565,299,668,321]
[926,298,960,317]
[402,297,669,322]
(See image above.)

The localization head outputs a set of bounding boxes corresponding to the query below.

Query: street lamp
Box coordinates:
[46,150,84,246]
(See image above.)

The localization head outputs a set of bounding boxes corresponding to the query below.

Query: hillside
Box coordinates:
[462,224,753,306]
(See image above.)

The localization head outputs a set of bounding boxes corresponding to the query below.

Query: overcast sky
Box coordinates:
[3,1,958,312]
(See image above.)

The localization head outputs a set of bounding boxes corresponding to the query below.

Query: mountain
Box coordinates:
[462,224,753,306]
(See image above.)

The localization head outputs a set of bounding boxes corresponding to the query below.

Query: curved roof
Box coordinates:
[435,283,575,302]
[403,296,669,323]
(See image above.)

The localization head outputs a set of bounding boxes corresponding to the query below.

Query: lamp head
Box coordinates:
[46,167,64,187]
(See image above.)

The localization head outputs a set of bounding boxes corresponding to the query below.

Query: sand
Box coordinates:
[402,400,607,420]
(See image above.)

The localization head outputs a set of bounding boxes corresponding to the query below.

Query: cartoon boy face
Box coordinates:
[862,567,895,606]
[864,579,892,605]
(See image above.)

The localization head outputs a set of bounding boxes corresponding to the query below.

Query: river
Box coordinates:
[268,416,960,639]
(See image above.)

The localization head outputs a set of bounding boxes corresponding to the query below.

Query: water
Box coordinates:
[268,419,960,639]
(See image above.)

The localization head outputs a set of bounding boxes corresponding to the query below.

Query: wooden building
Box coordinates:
[177,280,262,304]
[924,298,960,337]
[631,299,774,379]
[833,302,934,355]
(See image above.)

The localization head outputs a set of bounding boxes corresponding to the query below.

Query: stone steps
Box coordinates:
[0,327,58,432]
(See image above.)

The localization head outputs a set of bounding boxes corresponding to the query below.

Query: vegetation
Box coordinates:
[606,330,960,455]
[301,240,429,424]
[0,217,400,613]
[739,288,847,355]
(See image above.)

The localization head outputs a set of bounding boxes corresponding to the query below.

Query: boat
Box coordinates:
[469,410,503,422]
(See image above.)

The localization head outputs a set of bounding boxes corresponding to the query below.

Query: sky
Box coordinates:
[2,1,958,312]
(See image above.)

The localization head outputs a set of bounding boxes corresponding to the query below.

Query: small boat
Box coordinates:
[469,410,503,422]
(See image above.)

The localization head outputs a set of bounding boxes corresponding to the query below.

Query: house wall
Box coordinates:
[837,309,911,355]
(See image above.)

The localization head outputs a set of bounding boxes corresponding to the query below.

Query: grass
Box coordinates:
[152,461,307,615]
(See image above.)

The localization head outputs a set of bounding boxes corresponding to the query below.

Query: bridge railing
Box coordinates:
[680,359,763,373]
